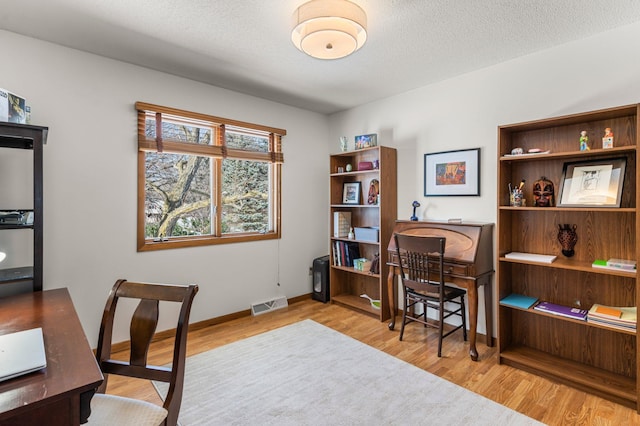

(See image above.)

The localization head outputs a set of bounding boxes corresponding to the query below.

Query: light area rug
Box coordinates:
[155,319,543,425]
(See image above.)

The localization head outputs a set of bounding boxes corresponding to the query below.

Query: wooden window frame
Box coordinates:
[136,102,285,252]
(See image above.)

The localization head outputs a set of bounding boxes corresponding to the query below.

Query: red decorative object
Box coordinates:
[358,161,373,170]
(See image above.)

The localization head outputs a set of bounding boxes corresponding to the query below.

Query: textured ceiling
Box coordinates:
[2,0,640,114]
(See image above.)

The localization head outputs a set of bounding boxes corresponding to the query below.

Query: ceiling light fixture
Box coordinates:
[291,0,367,60]
[0,252,5,263]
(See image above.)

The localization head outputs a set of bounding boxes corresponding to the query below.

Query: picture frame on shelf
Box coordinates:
[557,157,626,207]
[424,148,480,196]
[354,133,377,150]
[342,182,362,205]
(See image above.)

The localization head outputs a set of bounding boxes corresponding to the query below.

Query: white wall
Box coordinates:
[3,20,640,345]
[329,21,640,335]
[0,30,330,345]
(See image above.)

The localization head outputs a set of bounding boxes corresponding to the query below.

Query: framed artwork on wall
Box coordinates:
[424,148,480,196]
[557,157,626,207]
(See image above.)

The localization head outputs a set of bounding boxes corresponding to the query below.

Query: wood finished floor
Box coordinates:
[107,298,640,425]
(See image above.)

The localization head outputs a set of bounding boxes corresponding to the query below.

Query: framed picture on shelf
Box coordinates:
[424,148,480,196]
[342,182,362,205]
[354,133,377,150]
[557,157,626,207]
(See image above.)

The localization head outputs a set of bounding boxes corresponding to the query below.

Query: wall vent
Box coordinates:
[250,296,288,316]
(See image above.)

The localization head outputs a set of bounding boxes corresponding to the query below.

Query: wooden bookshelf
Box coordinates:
[329,146,397,321]
[496,104,640,410]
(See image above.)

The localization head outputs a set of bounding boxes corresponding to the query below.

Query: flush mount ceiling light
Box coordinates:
[291,0,367,60]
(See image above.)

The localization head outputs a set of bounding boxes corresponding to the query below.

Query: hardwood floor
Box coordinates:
[107,298,640,425]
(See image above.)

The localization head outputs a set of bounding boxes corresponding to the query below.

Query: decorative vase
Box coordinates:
[557,224,578,257]
[340,136,348,152]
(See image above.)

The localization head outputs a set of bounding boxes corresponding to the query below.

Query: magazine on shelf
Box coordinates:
[499,294,539,309]
[533,301,588,320]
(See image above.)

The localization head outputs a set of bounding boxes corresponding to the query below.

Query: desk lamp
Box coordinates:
[410,201,420,221]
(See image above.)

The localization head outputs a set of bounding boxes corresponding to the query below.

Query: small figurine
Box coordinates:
[602,128,614,149]
[410,201,420,221]
[579,131,590,151]
[348,227,355,240]
[367,179,379,205]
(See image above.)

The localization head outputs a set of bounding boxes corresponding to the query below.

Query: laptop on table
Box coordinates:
[0,327,47,382]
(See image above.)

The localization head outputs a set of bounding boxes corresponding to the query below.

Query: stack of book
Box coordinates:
[533,301,588,321]
[587,304,637,331]
[592,258,637,272]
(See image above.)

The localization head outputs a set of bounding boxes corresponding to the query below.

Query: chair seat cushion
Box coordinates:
[88,394,168,426]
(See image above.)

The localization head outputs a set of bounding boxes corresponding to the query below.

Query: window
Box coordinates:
[136,102,285,251]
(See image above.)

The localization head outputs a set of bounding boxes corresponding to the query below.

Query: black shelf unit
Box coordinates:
[0,123,47,292]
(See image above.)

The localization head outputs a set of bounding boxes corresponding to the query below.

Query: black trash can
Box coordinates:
[312,255,330,303]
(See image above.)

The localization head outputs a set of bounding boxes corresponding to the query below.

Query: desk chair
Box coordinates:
[88,279,198,426]
[394,234,467,357]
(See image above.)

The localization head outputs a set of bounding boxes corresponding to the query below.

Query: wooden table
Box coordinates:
[0,288,103,425]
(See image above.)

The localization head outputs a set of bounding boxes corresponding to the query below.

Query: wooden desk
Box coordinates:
[0,288,103,425]
[387,220,494,361]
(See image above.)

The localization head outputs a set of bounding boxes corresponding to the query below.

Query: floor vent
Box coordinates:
[250,296,288,316]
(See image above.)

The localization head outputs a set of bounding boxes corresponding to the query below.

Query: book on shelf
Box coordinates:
[587,317,636,332]
[333,211,352,238]
[606,258,636,271]
[587,304,636,330]
[505,252,557,264]
[499,293,539,309]
[332,240,360,267]
[592,259,637,273]
[590,304,623,319]
[533,301,588,321]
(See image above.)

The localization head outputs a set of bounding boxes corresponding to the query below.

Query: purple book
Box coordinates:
[533,301,588,321]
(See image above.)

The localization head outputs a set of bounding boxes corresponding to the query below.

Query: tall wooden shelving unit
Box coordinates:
[329,146,397,321]
[496,104,639,409]
[0,122,47,293]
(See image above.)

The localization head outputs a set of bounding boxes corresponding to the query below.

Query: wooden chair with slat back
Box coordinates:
[394,233,467,357]
[88,279,198,426]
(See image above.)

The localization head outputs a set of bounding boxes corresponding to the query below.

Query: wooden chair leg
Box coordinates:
[461,296,468,341]
[399,292,408,341]
[438,302,444,357]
